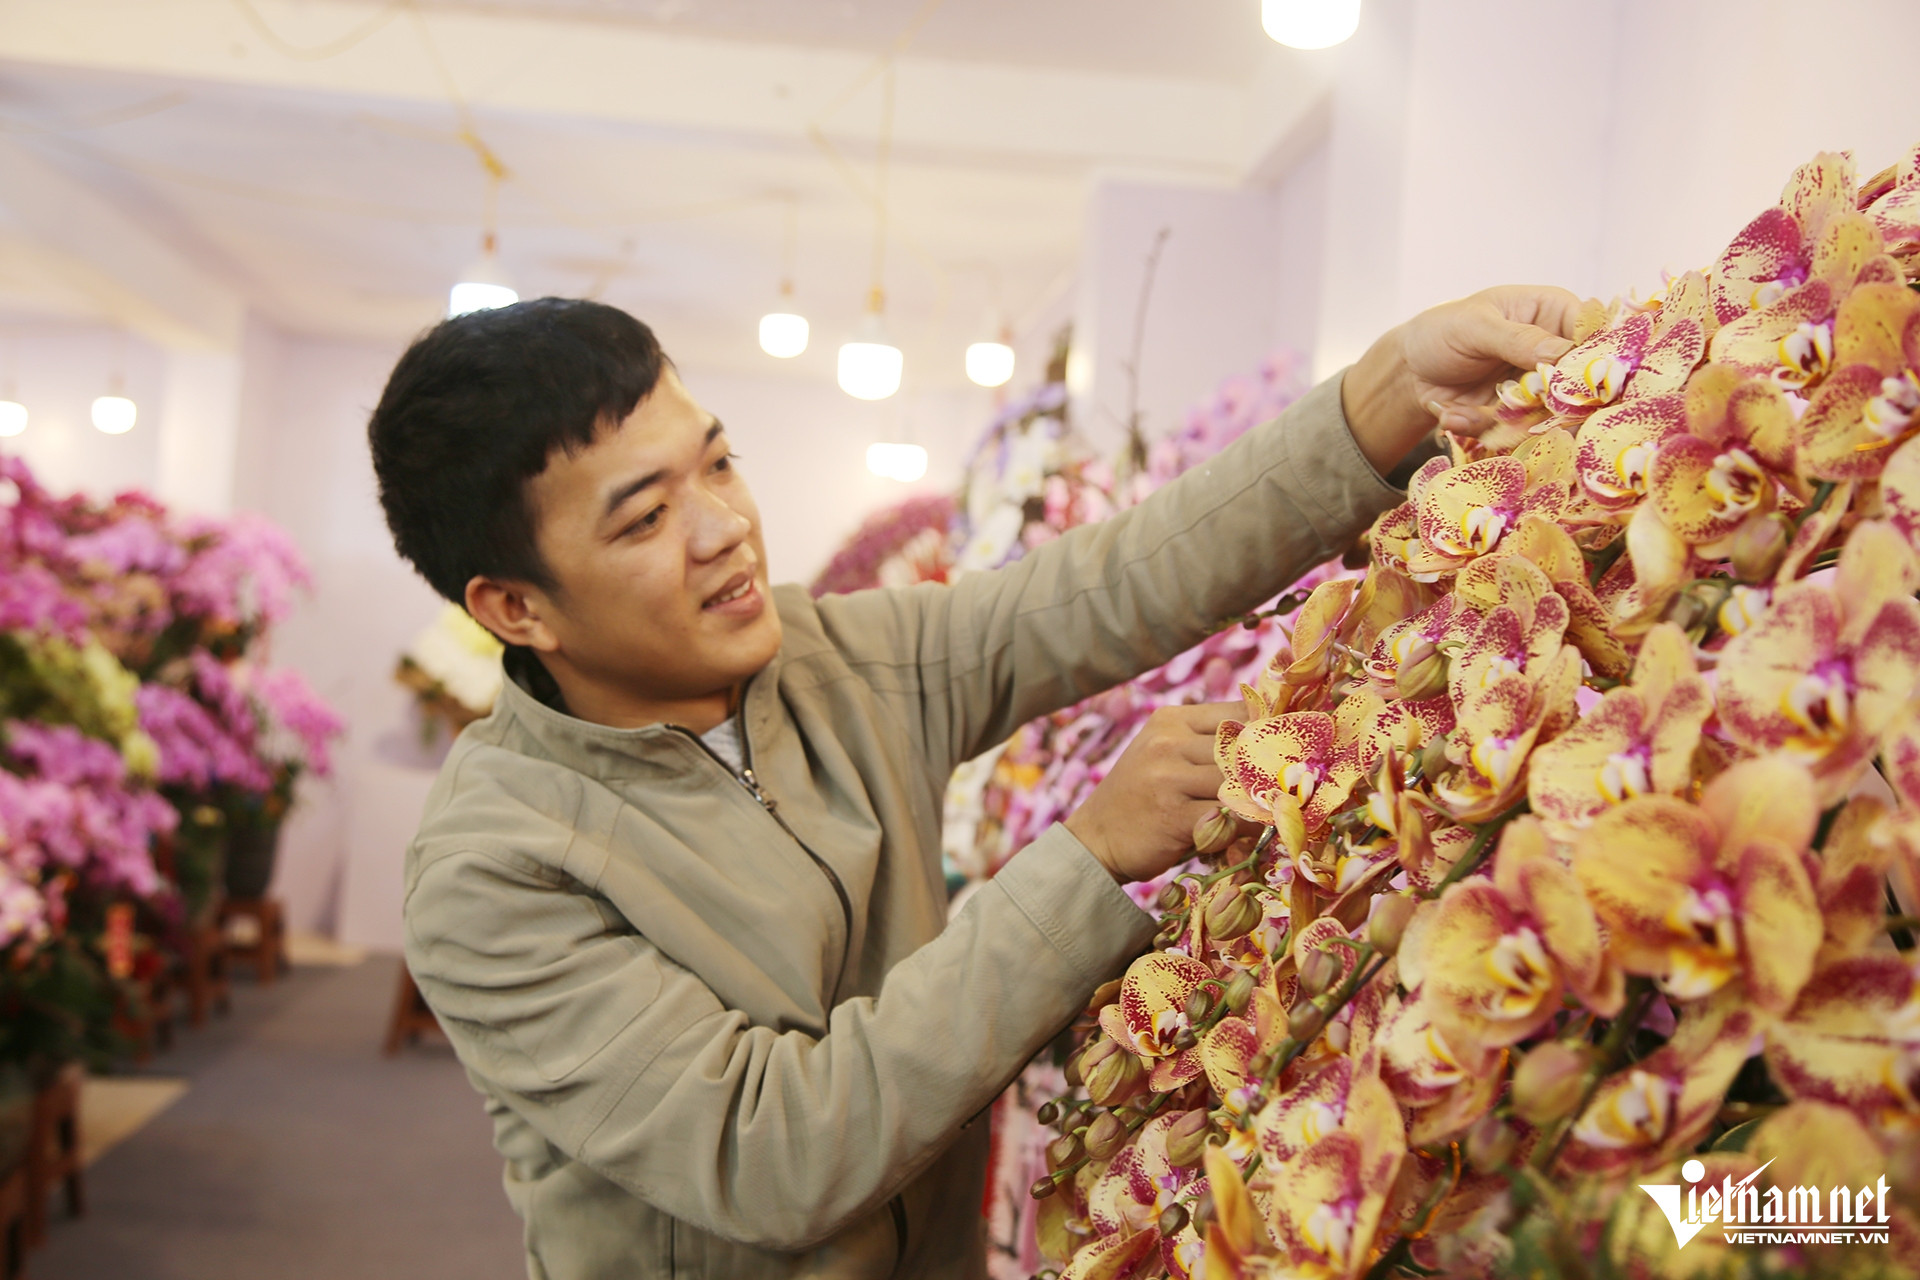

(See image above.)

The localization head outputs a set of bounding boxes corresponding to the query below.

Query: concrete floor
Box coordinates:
[32,954,525,1280]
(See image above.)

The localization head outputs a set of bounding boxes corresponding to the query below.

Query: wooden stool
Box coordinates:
[24,1063,81,1248]
[181,921,231,1027]
[382,965,445,1056]
[219,897,287,985]
[0,1161,25,1280]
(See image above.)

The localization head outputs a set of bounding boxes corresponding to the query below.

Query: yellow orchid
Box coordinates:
[1573,391,1688,516]
[1715,520,1920,805]
[1708,150,1858,325]
[1865,142,1920,273]
[1797,280,1920,478]
[1572,755,1822,1013]
[1431,561,1582,822]
[1363,595,1475,701]
[1527,623,1711,841]
[1546,311,1706,415]
[1406,456,1528,579]
[1376,990,1504,1147]
[1100,951,1212,1090]
[1558,994,1755,1177]
[1216,713,1363,852]
[1763,951,1920,1128]
[1415,816,1620,1050]
[1454,514,1631,679]
[1256,1074,1405,1280]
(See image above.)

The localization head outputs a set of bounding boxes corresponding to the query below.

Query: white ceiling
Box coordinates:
[0,0,1322,386]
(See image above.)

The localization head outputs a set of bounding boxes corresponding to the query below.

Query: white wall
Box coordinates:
[0,319,167,500]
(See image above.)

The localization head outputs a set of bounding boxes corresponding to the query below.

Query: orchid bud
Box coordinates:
[1393,639,1449,701]
[1192,806,1238,856]
[1223,970,1255,1015]
[1299,949,1339,997]
[1156,881,1186,911]
[1466,1112,1517,1173]
[1084,1110,1128,1161]
[1037,1100,1061,1127]
[1046,1131,1084,1171]
[1088,978,1122,1010]
[1204,885,1262,942]
[1084,1041,1147,1107]
[1368,894,1418,957]
[1511,1041,1596,1126]
[1730,512,1793,583]
[1288,999,1327,1044]
[1192,1189,1216,1229]
[1029,1176,1057,1200]
[1184,987,1215,1026]
[1158,1203,1190,1237]
[1164,1108,1212,1168]
[1418,732,1453,781]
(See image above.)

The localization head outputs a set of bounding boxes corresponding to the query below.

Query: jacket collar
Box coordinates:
[490,644,785,782]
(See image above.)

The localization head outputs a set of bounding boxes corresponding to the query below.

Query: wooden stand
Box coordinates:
[219,897,287,985]
[0,1161,25,1280]
[24,1063,81,1248]
[382,965,445,1056]
[181,921,231,1027]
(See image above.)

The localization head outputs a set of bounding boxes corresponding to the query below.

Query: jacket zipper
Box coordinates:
[670,719,856,1010]
[676,719,905,1271]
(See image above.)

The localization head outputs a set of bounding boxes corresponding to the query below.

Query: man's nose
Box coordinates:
[688,484,752,560]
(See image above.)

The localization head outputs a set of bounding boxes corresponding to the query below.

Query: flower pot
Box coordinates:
[223,819,282,901]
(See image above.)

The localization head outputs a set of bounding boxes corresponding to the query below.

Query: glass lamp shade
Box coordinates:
[838,337,903,401]
[448,250,520,317]
[965,341,1015,388]
[759,311,810,358]
[866,442,928,483]
[91,395,137,435]
[1262,0,1362,49]
[0,401,24,437]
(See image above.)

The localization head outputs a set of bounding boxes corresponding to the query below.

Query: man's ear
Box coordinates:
[465,576,560,652]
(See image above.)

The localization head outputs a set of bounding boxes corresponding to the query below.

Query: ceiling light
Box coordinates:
[0,401,23,438]
[966,341,1015,388]
[448,235,519,317]
[866,442,927,483]
[92,395,137,435]
[759,306,809,359]
[839,293,902,400]
[1262,0,1362,49]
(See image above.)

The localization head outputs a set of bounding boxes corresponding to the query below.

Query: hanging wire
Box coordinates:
[229,0,408,62]
[869,62,895,312]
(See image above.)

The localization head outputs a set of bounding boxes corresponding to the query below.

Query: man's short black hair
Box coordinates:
[369,297,667,603]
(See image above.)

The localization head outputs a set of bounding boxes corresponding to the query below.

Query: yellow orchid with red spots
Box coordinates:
[1715,520,1920,804]
[1572,755,1821,1013]
[1042,140,1920,1280]
[1414,816,1620,1050]
[1796,280,1920,478]
[1527,623,1711,840]
[1254,1074,1406,1279]
[1216,712,1364,854]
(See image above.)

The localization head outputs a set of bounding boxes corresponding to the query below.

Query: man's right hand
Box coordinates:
[1064,702,1241,883]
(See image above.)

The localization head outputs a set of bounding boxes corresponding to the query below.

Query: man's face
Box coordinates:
[519,368,782,714]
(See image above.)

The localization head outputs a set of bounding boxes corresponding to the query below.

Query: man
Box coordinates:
[370,286,1579,1278]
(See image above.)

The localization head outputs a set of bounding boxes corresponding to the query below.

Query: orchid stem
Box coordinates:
[1529,977,1655,1172]
[1426,800,1530,899]
[1584,537,1626,587]
[1795,481,1838,534]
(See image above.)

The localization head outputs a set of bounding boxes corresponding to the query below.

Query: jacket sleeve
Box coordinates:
[809,372,1403,778]
[405,822,1155,1252]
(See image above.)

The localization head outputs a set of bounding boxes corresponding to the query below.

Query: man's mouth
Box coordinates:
[704,572,757,609]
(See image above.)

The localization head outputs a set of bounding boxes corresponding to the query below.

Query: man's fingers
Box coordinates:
[1170,701,1243,732]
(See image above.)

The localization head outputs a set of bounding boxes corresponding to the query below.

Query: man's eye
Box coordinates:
[623,506,665,537]
[714,452,738,473]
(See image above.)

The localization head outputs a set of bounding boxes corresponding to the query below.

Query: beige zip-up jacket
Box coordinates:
[402,374,1402,1279]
